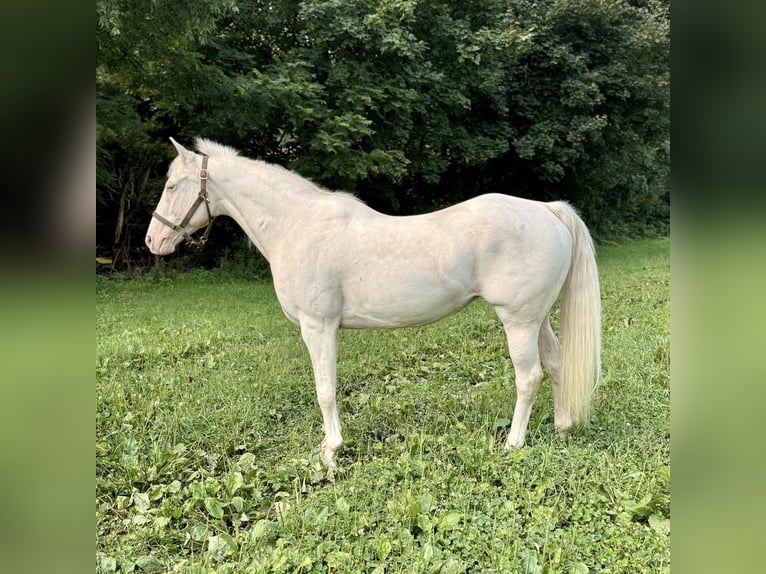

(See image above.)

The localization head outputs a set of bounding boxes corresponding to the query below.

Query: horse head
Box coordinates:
[145,138,214,255]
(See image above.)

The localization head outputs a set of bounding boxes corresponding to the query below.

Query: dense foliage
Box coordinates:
[97,0,669,270]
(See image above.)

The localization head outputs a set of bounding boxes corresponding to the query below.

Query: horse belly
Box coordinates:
[339,271,475,329]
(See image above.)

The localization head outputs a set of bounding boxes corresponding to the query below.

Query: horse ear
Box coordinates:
[169,137,196,165]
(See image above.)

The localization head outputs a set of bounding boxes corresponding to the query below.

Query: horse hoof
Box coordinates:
[320,437,342,468]
[322,454,337,468]
[504,437,524,450]
[320,446,337,467]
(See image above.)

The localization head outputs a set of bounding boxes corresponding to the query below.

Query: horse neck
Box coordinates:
[212,157,314,261]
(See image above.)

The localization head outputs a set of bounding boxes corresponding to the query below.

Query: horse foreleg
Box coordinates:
[300,317,343,467]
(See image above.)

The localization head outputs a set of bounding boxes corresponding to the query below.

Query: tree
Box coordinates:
[504,0,670,235]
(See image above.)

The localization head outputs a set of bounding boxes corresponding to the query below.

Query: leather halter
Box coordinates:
[152,154,214,248]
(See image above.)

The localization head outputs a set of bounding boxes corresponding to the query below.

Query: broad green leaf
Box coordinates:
[250,519,273,542]
[438,511,463,532]
[623,493,652,518]
[305,505,329,526]
[99,556,117,573]
[521,550,542,574]
[237,452,256,471]
[132,492,150,514]
[219,532,237,550]
[421,541,434,563]
[223,471,244,495]
[375,537,392,561]
[204,497,225,520]
[148,484,164,501]
[336,497,350,515]
[326,551,352,568]
[134,555,164,573]
[207,535,234,561]
[231,495,244,512]
[189,523,209,541]
[153,515,170,529]
[417,493,435,512]
[649,513,670,535]
[494,417,511,429]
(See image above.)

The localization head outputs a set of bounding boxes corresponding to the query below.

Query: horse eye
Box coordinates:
[166,183,177,192]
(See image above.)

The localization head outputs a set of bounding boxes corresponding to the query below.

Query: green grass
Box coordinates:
[96,239,669,574]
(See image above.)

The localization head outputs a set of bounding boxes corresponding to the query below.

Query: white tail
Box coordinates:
[546,202,601,424]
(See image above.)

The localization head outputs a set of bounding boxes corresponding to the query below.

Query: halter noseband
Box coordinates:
[152,154,215,248]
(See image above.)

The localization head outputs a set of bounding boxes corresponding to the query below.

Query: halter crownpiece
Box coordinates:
[152,154,215,248]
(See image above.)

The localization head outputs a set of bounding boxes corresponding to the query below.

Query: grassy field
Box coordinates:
[96,238,669,574]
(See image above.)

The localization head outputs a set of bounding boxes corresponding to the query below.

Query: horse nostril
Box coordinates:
[146,235,152,247]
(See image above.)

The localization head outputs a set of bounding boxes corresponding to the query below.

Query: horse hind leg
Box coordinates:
[496,308,545,449]
[539,315,572,434]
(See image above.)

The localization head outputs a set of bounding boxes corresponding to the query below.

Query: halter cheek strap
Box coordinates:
[152,154,215,248]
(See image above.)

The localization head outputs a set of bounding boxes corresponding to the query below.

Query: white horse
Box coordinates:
[146,138,601,467]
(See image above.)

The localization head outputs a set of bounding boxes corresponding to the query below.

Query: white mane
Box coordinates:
[192,137,364,205]
[195,138,240,158]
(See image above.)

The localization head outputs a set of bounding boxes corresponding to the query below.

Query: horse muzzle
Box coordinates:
[145,229,178,255]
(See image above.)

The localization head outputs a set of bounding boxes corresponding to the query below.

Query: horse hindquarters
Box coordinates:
[485,199,599,448]
[473,201,571,448]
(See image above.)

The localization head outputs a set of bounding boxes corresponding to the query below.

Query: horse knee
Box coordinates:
[315,385,337,410]
[317,393,335,410]
[515,364,544,400]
